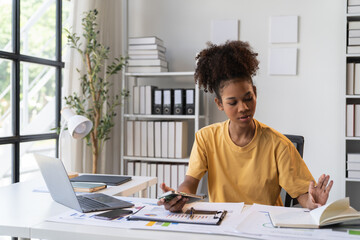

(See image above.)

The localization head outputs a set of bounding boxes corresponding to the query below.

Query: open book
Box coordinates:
[269,197,360,228]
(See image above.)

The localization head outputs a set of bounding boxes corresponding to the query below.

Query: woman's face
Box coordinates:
[215,79,257,128]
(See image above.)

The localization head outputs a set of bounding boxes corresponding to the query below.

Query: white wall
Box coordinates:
[128,0,346,201]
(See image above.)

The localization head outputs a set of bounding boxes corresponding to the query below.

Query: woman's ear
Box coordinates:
[253,85,257,97]
[215,98,224,111]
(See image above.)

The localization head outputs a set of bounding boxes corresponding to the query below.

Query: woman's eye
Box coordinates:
[244,97,253,102]
[228,102,237,106]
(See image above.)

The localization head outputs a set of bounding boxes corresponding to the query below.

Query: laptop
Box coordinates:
[34,154,134,213]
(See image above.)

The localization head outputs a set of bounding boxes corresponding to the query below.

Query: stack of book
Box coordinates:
[126,120,189,159]
[347,153,360,178]
[71,182,107,193]
[127,36,168,73]
[348,0,360,14]
[346,103,360,137]
[347,21,360,54]
[346,62,360,94]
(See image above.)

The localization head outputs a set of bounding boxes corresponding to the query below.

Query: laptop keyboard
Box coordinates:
[77,195,109,211]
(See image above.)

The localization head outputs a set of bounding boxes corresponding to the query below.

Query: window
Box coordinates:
[0,0,69,185]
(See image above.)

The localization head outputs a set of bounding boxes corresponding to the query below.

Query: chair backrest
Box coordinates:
[283,134,304,207]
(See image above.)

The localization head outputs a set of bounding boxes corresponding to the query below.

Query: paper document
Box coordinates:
[46,197,244,236]
[128,205,226,225]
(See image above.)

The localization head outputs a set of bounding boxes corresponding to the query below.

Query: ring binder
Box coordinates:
[185,89,195,115]
[162,89,174,115]
[174,89,185,115]
[153,89,163,114]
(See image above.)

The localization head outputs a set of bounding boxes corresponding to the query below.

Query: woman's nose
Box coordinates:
[237,101,248,112]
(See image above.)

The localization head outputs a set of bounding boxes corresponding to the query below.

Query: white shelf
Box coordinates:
[345,5,360,209]
[346,95,360,98]
[346,54,360,57]
[125,71,194,77]
[345,137,360,140]
[120,69,207,175]
[124,114,205,120]
[124,156,189,163]
[346,178,360,182]
[347,13,360,17]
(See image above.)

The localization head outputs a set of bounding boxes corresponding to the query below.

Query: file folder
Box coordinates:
[153,89,163,114]
[162,89,174,115]
[139,86,146,114]
[174,89,185,115]
[145,86,157,115]
[185,89,195,115]
[133,86,140,114]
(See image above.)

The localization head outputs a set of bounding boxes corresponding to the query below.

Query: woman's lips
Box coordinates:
[239,115,250,121]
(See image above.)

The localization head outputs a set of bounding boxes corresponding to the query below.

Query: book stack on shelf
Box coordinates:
[346,62,360,94]
[347,153,360,178]
[348,0,360,14]
[347,21,360,54]
[127,162,188,199]
[127,36,168,73]
[346,103,360,137]
[126,120,188,159]
[132,85,195,115]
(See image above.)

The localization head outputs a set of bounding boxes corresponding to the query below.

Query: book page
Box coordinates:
[309,202,331,225]
[310,197,349,225]
[269,206,318,228]
[312,198,360,226]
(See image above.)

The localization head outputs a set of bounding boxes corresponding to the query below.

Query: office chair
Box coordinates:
[282,134,304,207]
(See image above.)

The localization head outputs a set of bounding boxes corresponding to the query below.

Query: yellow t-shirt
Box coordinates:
[187,119,314,206]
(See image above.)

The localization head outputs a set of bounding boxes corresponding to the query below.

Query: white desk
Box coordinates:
[96,175,157,198]
[30,221,244,240]
[3,179,357,240]
[0,175,157,239]
[0,178,248,240]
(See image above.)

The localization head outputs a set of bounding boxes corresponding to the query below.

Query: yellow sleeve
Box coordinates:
[186,131,208,180]
[277,142,315,199]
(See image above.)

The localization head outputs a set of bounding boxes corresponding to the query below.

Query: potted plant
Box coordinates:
[65,9,128,173]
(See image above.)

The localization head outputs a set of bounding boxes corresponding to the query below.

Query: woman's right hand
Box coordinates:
[157,183,188,212]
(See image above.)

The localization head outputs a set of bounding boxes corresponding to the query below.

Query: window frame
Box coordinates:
[0,0,63,183]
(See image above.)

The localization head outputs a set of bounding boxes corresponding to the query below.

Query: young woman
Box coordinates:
[158,41,333,212]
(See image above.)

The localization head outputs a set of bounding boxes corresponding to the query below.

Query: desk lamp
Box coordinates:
[58,107,93,160]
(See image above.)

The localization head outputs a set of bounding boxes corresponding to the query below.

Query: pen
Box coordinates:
[190,207,195,219]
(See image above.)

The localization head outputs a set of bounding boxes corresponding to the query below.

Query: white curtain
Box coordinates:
[62,0,124,174]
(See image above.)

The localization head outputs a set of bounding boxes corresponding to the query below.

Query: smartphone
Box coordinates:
[158,191,206,203]
[93,209,133,220]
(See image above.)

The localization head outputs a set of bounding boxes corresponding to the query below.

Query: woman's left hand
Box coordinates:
[307,174,333,209]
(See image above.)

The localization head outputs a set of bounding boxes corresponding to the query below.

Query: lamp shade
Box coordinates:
[61,108,93,139]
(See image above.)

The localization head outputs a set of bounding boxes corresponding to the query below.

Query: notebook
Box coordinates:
[70,174,131,186]
[34,154,134,213]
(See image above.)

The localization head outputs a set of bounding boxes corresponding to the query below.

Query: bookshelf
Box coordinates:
[120,71,208,198]
[120,1,208,198]
[345,0,360,210]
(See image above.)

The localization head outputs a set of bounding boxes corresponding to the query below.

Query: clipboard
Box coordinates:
[127,205,227,225]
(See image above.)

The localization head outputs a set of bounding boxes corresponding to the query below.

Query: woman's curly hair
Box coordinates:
[195,41,259,100]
